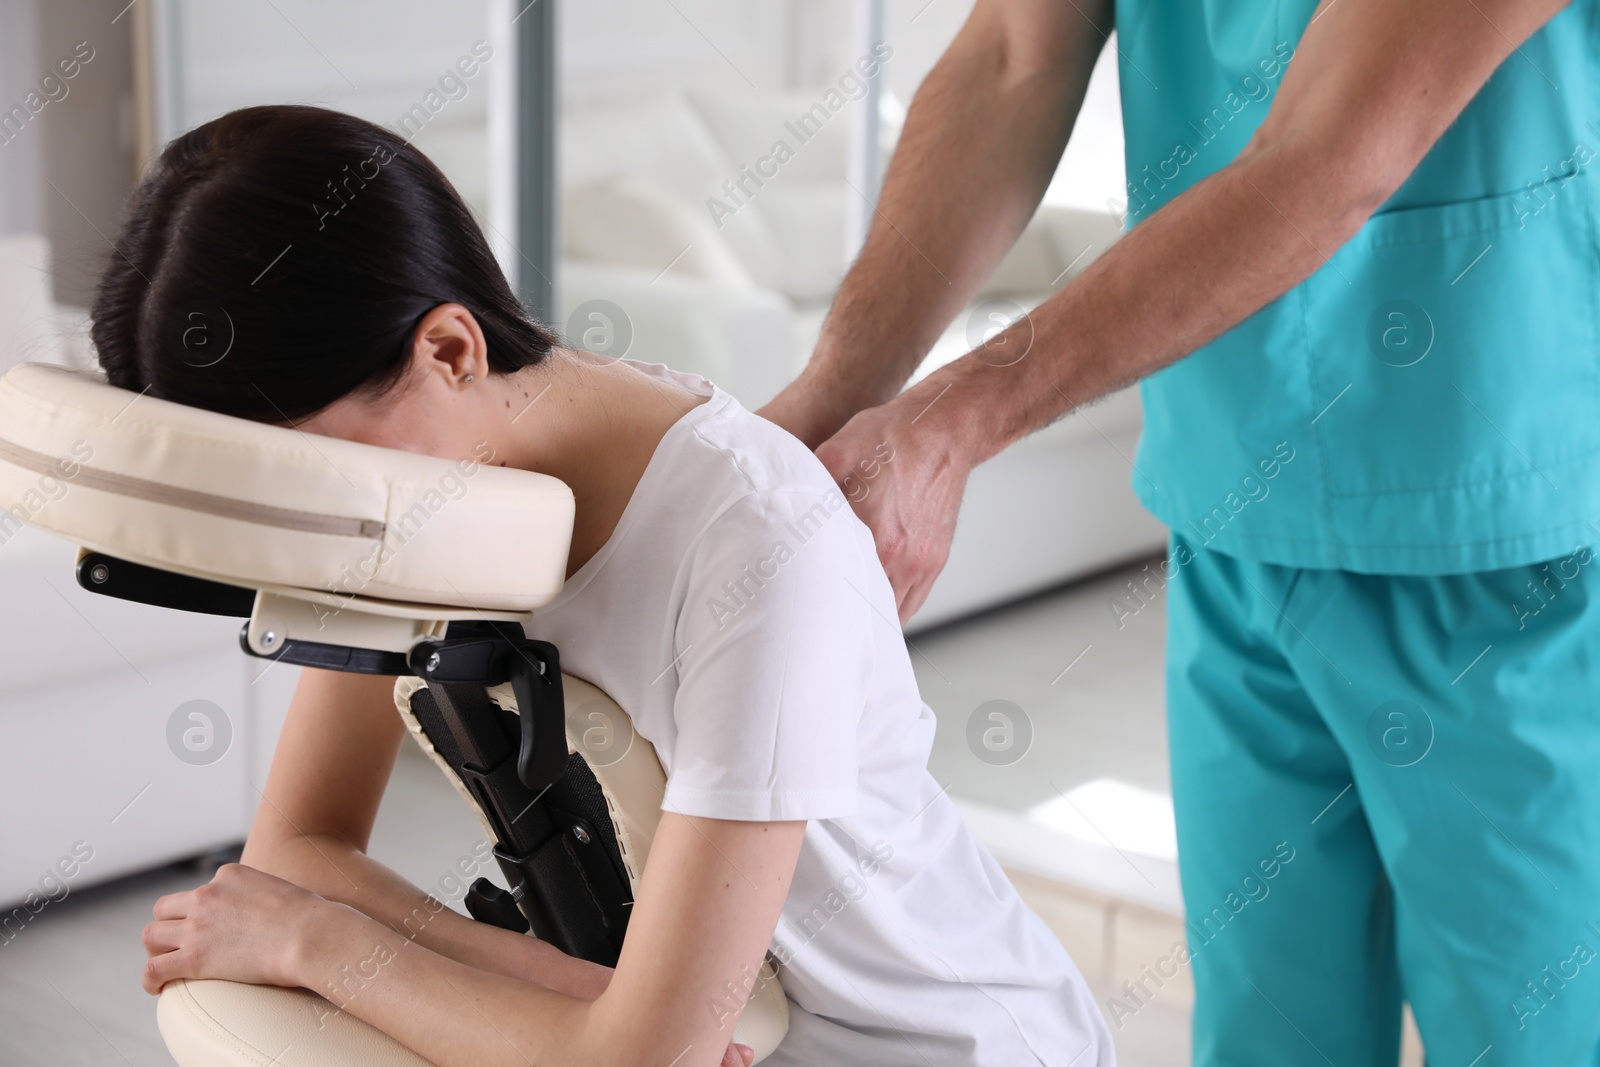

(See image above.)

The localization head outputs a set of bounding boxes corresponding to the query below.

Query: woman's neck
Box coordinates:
[499,349,710,577]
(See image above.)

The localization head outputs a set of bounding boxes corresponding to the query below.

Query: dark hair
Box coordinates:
[91,104,558,422]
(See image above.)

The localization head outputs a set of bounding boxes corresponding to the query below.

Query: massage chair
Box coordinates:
[0,361,788,1065]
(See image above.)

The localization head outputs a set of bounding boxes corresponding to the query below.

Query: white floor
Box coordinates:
[0,744,492,1067]
[0,556,1231,1067]
[909,559,1191,1067]
[911,556,1171,818]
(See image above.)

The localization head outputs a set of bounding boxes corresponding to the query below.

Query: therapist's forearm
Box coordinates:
[800,1,1109,433]
[883,0,1571,467]
[910,133,1385,466]
[243,830,611,1000]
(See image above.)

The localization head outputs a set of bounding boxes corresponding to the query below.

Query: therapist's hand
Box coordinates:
[759,372,860,453]
[810,393,973,624]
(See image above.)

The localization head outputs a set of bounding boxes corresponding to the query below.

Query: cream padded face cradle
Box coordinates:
[0,362,789,1066]
[0,363,575,613]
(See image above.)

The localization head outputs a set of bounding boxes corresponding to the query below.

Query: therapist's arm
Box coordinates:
[764,0,1572,621]
[760,0,1114,448]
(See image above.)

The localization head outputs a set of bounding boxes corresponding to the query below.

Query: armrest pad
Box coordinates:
[158,979,433,1067]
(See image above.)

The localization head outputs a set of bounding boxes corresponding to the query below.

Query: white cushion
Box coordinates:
[561,92,785,290]
[0,363,574,613]
[564,176,756,289]
[686,89,852,187]
[159,979,433,1067]
[979,204,1123,298]
[561,92,731,201]
[755,186,850,303]
[683,88,861,301]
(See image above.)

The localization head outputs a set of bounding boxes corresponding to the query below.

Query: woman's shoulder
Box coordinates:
[612,361,879,595]
[644,379,852,519]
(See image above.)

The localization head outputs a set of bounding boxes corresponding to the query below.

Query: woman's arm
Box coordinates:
[236,666,611,999]
[145,812,806,1067]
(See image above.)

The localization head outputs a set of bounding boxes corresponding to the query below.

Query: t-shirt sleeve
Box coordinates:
[661,487,876,822]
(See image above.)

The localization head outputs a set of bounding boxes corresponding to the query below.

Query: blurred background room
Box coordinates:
[1,3,1407,1065]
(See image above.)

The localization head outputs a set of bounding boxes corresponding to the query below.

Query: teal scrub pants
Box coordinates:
[1165,533,1600,1066]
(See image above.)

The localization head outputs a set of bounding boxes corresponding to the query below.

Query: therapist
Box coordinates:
[760,0,1599,1063]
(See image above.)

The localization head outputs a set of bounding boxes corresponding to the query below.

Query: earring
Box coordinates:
[463,374,476,384]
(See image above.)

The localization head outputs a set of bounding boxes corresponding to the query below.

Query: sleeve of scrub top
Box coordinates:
[663,487,873,822]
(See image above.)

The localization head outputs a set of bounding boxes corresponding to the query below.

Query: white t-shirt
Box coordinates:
[521,360,1112,1067]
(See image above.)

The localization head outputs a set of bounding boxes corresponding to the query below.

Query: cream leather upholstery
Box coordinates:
[158,980,434,1067]
[152,673,788,1067]
[395,673,790,1062]
[0,362,788,1066]
[0,362,575,612]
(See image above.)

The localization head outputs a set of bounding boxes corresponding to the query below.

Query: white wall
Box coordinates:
[0,0,135,308]
[1047,36,1126,212]
[560,0,803,107]
[173,0,491,135]
[880,0,1125,212]
[167,0,498,233]
[0,2,45,240]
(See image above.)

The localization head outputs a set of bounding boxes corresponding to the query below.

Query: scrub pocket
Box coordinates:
[1300,181,1600,501]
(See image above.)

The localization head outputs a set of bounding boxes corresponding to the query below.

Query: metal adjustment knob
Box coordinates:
[465,878,530,933]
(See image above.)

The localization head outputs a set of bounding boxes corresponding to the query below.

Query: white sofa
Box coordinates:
[555,89,1167,629]
[0,235,300,911]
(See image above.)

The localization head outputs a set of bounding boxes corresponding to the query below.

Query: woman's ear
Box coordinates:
[409,302,489,389]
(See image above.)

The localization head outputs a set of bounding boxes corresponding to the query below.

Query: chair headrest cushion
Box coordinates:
[0,363,574,613]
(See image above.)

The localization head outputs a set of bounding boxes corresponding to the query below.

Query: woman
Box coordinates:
[94,105,1111,1067]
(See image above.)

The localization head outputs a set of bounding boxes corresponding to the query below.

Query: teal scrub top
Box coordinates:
[1118,0,1600,574]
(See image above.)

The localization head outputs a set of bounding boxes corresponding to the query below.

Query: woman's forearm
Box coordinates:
[243,829,611,1000]
[149,820,785,1067]
[293,900,602,1067]
[282,816,793,1067]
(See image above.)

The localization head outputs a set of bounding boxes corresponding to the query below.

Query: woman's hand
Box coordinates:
[141,862,343,995]
[141,863,756,1065]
